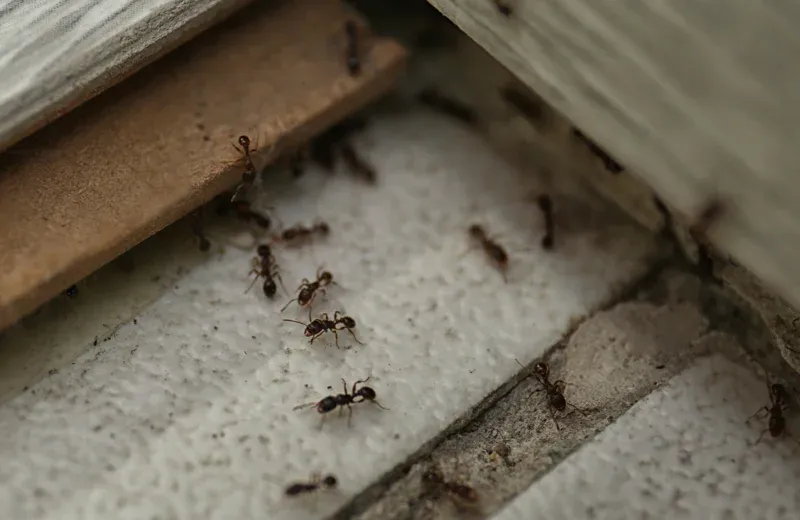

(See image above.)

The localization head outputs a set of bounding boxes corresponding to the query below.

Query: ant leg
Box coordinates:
[280,298,298,313]
[754,428,768,445]
[332,329,342,349]
[274,270,288,296]
[547,405,561,432]
[346,327,364,346]
[342,379,350,396]
[747,406,770,422]
[318,415,326,431]
[333,310,342,321]
[245,271,261,294]
[565,402,588,416]
[347,404,353,428]
[308,332,325,345]
[352,377,371,395]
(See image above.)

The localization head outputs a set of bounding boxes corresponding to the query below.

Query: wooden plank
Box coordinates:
[0,0,257,153]
[0,0,407,331]
[427,0,800,310]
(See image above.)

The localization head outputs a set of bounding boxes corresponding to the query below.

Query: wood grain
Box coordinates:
[427,0,800,310]
[0,0,266,153]
[0,0,407,331]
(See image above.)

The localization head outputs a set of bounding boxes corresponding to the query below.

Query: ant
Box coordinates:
[344,20,361,76]
[281,267,337,312]
[276,221,330,246]
[417,88,477,126]
[571,128,624,174]
[293,377,388,427]
[536,194,555,249]
[421,465,479,509]
[340,143,376,183]
[284,474,338,497]
[283,309,362,348]
[64,285,79,298]
[247,244,285,298]
[748,377,793,444]
[517,359,585,431]
[468,224,509,282]
[233,135,257,184]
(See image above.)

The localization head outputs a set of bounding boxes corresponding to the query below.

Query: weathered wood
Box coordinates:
[428,0,800,310]
[0,0,407,331]
[0,0,254,153]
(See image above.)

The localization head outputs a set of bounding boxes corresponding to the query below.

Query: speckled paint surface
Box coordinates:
[493,354,800,520]
[0,109,656,520]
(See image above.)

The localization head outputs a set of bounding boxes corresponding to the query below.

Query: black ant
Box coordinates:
[571,128,624,174]
[283,309,362,348]
[281,267,337,312]
[468,224,509,282]
[417,88,477,125]
[276,221,330,246]
[748,377,793,444]
[293,377,388,427]
[421,466,480,509]
[536,194,555,249]
[284,474,338,496]
[517,359,585,431]
[64,285,79,298]
[247,244,285,298]
[233,135,257,184]
[344,20,361,76]
[340,143,376,183]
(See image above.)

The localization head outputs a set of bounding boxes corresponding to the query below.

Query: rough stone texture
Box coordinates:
[0,107,657,520]
[493,354,800,520]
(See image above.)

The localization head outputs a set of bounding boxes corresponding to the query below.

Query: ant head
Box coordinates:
[238,135,251,148]
[356,386,377,401]
[65,285,79,298]
[263,279,277,299]
[322,475,337,488]
[319,271,333,284]
[256,244,271,257]
[317,222,331,235]
[533,362,549,379]
[772,383,788,402]
[340,316,356,329]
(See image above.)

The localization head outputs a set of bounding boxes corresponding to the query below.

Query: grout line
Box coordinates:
[326,256,672,520]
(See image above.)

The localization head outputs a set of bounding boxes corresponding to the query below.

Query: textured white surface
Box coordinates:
[0,109,656,519]
[0,0,248,150]
[493,354,800,520]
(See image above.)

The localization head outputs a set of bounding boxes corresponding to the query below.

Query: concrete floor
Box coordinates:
[1,6,798,520]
